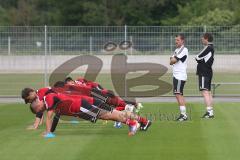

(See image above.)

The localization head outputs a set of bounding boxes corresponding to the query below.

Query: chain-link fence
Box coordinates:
[0,26,239,97]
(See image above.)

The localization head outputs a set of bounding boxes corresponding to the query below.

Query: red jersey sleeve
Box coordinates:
[67,84,92,96]
[37,87,52,101]
[86,82,99,88]
[43,93,60,110]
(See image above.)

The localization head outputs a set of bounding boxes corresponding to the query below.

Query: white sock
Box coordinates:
[207,106,214,116]
[180,106,187,116]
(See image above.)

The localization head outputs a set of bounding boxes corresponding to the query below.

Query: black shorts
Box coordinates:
[198,75,212,91]
[173,77,186,95]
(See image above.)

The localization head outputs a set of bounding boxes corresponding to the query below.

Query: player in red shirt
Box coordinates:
[21,85,113,129]
[21,87,55,129]
[22,77,144,131]
[50,81,123,112]
[64,77,144,128]
[22,87,53,104]
[64,77,143,112]
[30,92,151,136]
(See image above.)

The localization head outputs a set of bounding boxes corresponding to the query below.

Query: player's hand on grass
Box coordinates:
[26,125,37,130]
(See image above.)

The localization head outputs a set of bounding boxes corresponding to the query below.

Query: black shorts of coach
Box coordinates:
[198,75,212,91]
[173,77,186,95]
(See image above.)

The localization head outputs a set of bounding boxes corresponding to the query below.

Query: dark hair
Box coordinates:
[53,81,65,88]
[21,88,35,103]
[64,77,74,83]
[203,33,213,42]
[176,33,185,40]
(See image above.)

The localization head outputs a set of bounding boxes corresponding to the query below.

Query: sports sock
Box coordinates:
[115,106,125,111]
[126,119,137,126]
[137,116,148,125]
[180,106,187,116]
[207,106,214,115]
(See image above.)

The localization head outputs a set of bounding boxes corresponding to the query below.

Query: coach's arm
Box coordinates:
[170,56,178,65]
[195,46,211,63]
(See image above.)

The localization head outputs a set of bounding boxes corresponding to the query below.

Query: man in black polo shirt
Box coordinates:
[195,33,214,118]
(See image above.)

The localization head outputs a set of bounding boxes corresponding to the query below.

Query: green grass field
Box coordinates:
[0,72,240,96]
[1,102,240,160]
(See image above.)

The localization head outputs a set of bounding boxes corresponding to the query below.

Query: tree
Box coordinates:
[188,8,234,26]
[162,0,240,25]
[0,6,10,25]
[0,0,240,26]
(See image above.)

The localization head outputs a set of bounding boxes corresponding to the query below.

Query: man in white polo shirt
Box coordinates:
[170,34,188,121]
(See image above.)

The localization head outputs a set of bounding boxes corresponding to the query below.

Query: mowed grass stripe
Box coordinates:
[76,103,209,160]
[0,104,107,160]
[1,103,240,160]
[0,73,240,96]
[199,103,240,160]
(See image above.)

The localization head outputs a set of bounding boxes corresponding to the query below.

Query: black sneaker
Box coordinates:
[140,120,152,131]
[176,114,188,121]
[202,112,214,119]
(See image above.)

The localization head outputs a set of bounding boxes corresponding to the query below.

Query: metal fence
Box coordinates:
[0,25,240,55]
[0,26,240,97]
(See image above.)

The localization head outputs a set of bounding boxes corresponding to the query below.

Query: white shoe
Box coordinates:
[125,104,135,112]
[135,103,144,113]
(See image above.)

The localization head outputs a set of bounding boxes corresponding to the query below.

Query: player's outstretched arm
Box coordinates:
[50,113,60,132]
[45,110,54,134]
[26,117,42,130]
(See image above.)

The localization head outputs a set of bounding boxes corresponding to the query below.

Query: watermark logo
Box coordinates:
[49,54,172,97]
[103,41,133,51]
[143,107,192,121]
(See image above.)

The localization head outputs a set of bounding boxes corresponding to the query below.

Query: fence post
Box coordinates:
[124,25,127,98]
[124,25,127,55]
[49,36,52,74]
[49,37,51,56]
[130,36,133,55]
[170,36,173,52]
[90,36,93,55]
[8,37,11,55]
[204,25,207,33]
[44,25,48,86]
